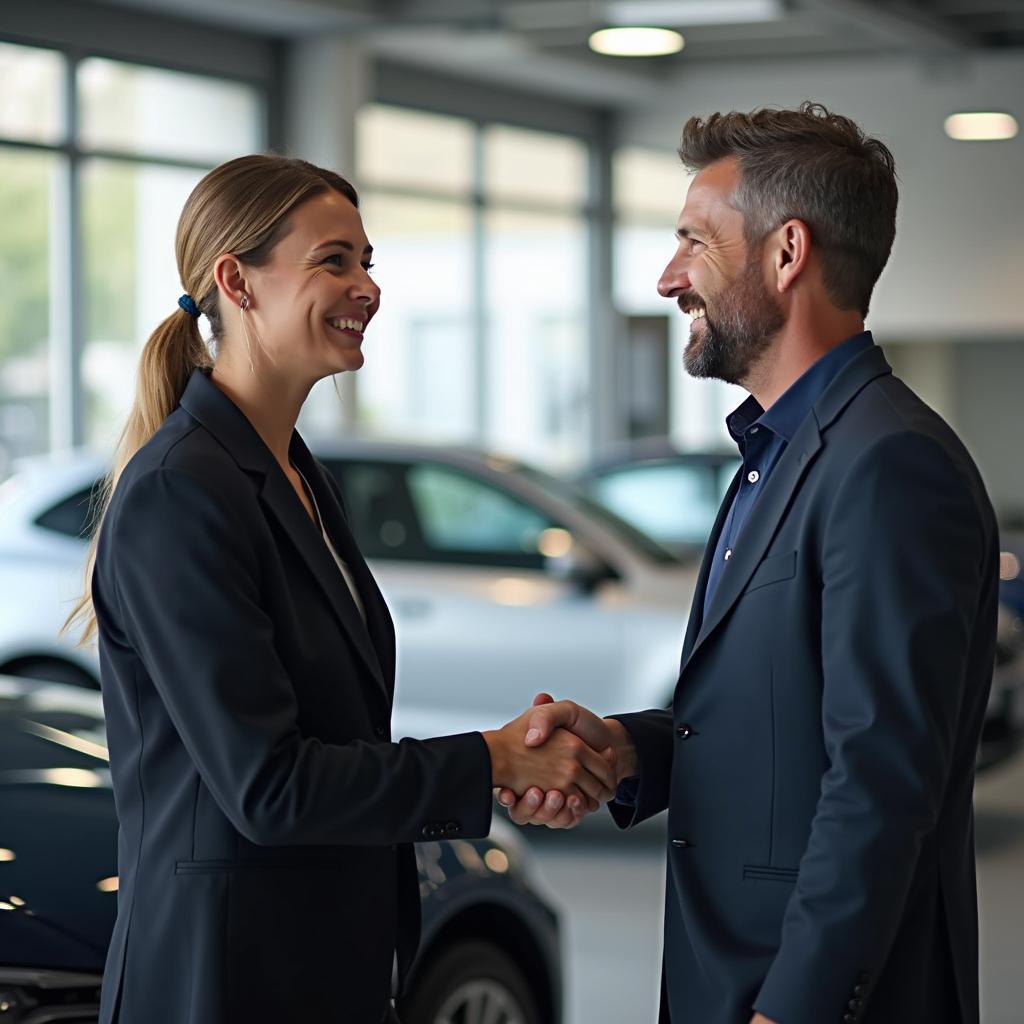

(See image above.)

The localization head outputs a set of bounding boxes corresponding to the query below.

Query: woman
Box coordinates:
[67,154,616,1024]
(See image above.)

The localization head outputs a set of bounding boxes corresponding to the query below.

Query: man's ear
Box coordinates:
[213,254,251,309]
[772,218,811,295]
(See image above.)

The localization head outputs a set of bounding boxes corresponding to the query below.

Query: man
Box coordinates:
[498,103,999,1024]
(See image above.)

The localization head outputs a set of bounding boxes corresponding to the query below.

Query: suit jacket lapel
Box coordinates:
[679,466,741,669]
[259,462,390,699]
[178,370,390,699]
[680,344,893,672]
[288,437,397,691]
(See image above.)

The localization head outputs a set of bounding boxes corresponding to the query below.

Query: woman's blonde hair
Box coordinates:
[65,154,359,645]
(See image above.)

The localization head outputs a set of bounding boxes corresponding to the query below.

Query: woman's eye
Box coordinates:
[322,253,345,266]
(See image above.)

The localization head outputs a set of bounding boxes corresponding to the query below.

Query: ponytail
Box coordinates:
[62,307,212,646]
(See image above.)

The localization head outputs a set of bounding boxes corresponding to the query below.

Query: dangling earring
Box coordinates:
[239,294,255,375]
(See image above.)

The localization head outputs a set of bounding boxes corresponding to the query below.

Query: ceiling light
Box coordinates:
[589,27,684,56]
[605,1,781,26]
[944,112,1018,141]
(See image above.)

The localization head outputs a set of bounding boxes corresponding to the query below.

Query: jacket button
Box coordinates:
[421,825,439,838]
[848,998,863,1010]
[675,723,697,739]
[671,838,693,848]
[375,724,386,738]
[444,821,460,835]
[852,984,867,996]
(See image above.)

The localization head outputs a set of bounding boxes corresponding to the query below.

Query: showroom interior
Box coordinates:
[1,1,1023,1022]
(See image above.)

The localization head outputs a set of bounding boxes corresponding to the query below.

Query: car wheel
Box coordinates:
[401,940,542,1024]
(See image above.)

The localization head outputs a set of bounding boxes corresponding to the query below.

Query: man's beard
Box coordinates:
[682,248,786,385]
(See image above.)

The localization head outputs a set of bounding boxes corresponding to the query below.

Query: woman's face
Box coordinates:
[242,190,380,380]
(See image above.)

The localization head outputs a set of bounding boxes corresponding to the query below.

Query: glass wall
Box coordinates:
[354,103,591,469]
[0,40,263,469]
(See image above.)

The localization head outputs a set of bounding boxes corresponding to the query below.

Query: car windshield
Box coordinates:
[514,464,681,566]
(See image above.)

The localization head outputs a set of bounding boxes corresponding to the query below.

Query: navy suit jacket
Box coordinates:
[611,345,998,1024]
[92,369,493,1024]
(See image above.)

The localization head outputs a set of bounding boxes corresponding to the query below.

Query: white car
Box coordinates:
[0,443,698,734]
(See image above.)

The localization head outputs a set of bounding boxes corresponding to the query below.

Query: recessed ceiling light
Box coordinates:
[944,112,1018,141]
[589,26,685,56]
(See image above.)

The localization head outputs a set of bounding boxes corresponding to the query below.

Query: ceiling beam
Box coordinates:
[799,0,969,50]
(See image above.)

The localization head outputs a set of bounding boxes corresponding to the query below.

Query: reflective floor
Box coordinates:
[521,751,1024,1024]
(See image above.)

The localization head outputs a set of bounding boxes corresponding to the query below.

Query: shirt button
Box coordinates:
[724,549,733,561]
[747,470,760,483]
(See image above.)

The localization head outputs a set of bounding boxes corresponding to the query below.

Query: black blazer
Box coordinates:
[611,345,999,1024]
[92,368,493,1024]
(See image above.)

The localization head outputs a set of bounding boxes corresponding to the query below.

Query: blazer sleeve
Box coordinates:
[107,464,494,847]
[605,709,675,828]
[754,431,995,1023]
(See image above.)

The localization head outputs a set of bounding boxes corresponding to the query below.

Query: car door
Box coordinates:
[322,457,626,731]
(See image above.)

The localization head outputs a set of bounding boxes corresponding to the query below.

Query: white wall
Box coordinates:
[617,51,1024,340]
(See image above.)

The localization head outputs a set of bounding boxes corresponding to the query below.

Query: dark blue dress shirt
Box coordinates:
[702,331,875,618]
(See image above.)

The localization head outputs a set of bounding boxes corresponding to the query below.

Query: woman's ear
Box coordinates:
[213,254,250,309]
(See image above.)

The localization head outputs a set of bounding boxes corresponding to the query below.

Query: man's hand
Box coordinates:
[483,698,618,812]
[494,693,637,829]
[750,1014,778,1024]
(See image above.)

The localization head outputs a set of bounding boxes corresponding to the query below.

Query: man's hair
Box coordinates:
[678,102,897,317]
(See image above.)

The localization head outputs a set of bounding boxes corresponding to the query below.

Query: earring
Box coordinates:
[238,295,255,374]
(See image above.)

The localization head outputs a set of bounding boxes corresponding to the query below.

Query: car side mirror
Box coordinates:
[544,540,614,593]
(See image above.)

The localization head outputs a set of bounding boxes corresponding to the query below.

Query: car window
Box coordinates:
[592,463,734,547]
[319,459,424,560]
[406,463,553,569]
[34,482,103,540]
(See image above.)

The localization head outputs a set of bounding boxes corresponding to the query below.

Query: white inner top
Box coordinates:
[295,466,367,624]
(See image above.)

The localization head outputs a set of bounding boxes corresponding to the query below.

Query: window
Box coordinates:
[589,460,739,550]
[0,41,265,466]
[355,104,592,470]
[612,146,744,450]
[407,463,552,561]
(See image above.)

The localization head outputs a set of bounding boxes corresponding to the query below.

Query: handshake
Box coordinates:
[482,693,638,829]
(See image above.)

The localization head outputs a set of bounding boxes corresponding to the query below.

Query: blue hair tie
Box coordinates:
[178,294,201,319]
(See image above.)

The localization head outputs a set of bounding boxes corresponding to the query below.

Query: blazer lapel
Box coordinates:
[259,463,389,698]
[683,413,822,670]
[178,369,392,699]
[680,344,894,671]
[288,438,397,692]
[679,466,742,669]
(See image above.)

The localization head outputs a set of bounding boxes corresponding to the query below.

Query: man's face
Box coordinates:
[657,156,784,385]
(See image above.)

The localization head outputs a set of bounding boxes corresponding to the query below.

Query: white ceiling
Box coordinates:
[84,0,1024,106]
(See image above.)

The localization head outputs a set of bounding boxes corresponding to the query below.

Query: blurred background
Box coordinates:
[1,1,1022,1022]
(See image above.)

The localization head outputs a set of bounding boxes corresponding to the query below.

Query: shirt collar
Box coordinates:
[726,331,875,445]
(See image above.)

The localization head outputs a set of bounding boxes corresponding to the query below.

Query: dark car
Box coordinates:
[0,676,562,1024]
[578,441,1024,773]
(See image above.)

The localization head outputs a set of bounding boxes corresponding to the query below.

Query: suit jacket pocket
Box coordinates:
[743,864,799,883]
[743,550,797,596]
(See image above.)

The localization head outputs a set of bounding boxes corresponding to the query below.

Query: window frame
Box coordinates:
[0,22,276,456]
